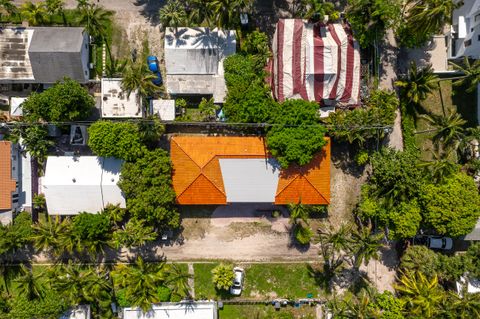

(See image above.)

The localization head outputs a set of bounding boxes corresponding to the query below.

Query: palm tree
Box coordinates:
[421,111,466,151]
[395,61,438,105]
[406,0,459,38]
[303,0,334,22]
[20,1,47,25]
[0,0,17,21]
[112,256,169,312]
[76,3,113,39]
[317,224,354,280]
[0,263,21,294]
[14,264,45,300]
[394,271,445,318]
[121,61,160,100]
[187,0,213,26]
[345,291,381,319]
[159,0,187,32]
[110,218,156,249]
[449,57,480,93]
[418,150,459,183]
[209,0,252,29]
[351,225,383,269]
[444,289,480,319]
[166,263,191,299]
[288,202,309,225]
[45,0,66,24]
[30,216,66,255]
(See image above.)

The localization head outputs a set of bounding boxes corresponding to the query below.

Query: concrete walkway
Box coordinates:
[188,263,195,298]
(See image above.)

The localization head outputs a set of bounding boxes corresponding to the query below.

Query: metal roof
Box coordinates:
[28,27,84,52]
[123,302,217,319]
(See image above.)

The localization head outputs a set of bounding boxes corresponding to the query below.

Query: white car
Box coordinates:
[229,267,245,296]
[427,236,453,250]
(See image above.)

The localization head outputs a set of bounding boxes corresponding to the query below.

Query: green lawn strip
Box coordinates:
[194,263,322,300]
[219,304,316,319]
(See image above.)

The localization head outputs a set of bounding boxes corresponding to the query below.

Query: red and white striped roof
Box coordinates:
[271,19,361,106]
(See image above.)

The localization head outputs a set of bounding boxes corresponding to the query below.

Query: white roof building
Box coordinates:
[164,27,236,103]
[60,305,91,319]
[42,156,125,215]
[101,78,143,118]
[122,301,217,319]
[448,0,480,59]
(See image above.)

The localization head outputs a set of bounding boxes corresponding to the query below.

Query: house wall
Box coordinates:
[448,0,480,59]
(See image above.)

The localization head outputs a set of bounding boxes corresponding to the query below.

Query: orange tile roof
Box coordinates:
[0,141,16,210]
[171,136,330,205]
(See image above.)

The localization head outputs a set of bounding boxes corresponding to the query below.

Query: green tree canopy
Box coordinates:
[87,121,146,162]
[71,212,110,243]
[346,0,401,48]
[420,172,480,237]
[211,263,235,291]
[5,292,68,319]
[267,99,328,168]
[118,149,179,228]
[22,78,94,122]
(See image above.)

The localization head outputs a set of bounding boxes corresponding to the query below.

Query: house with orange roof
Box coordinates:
[0,141,19,222]
[170,136,330,205]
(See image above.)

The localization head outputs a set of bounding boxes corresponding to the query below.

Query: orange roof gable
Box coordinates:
[170,136,330,205]
[0,141,16,210]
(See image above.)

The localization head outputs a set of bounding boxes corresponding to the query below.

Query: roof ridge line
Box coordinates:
[275,174,299,197]
[172,139,202,170]
[303,177,329,204]
[201,156,226,196]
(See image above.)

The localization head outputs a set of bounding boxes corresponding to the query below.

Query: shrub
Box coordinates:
[115,288,130,307]
[71,212,110,242]
[355,150,369,166]
[157,286,172,302]
[294,224,313,245]
[211,263,235,291]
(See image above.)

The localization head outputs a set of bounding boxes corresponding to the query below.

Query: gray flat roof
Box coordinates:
[28,27,85,52]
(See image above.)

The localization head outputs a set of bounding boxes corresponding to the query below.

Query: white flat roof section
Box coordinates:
[151,99,175,121]
[123,302,217,319]
[101,78,142,118]
[10,97,26,117]
[43,156,125,215]
[219,158,281,203]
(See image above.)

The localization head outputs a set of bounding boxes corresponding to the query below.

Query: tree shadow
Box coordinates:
[331,141,367,178]
[306,263,333,294]
[133,0,167,26]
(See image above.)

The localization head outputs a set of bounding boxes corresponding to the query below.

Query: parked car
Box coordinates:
[147,55,162,86]
[229,267,245,296]
[427,236,453,250]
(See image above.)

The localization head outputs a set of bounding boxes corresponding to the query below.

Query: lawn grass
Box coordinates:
[416,80,478,160]
[194,263,323,300]
[219,304,316,319]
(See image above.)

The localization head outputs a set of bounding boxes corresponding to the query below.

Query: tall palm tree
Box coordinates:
[188,0,213,26]
[166,263,192,299]
[421,111,466,151]
[112,256,169,312]
[303,0,334,22]
[317,223,354,279]
[0,0,17,21]
[159,0,187,32]
[406,0,459,38]
[394,271,445,318]
[14,264,45,300]
[345,291,381,319]
[444,289,480,319]
[121,61,160,100]
[395,61,438,105]
[110,218,156,249]
[449,57,480,93]
[288,202,309,225]
[76,3,113,39]
[209,0,252,29]
[351,226,383,269]
[20,1,47,25]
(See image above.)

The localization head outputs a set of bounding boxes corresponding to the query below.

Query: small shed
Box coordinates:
[151,99,175,121]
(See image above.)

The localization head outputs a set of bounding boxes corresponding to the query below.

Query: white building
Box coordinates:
[101,78,143,118]
[122,301,217,319]
[448,0,480,59]
[42,156,126,215]
[151,99,176,121]
[60,305,91,319]
[164,27,236,103]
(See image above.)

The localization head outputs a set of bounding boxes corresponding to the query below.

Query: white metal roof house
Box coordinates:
[0,27,90,84]
[60,305,91,319]
[122,301,217,319]
[101,78,143,118]
[42,156,126,215]
[164,27,236,103]
[448,0,480,59]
